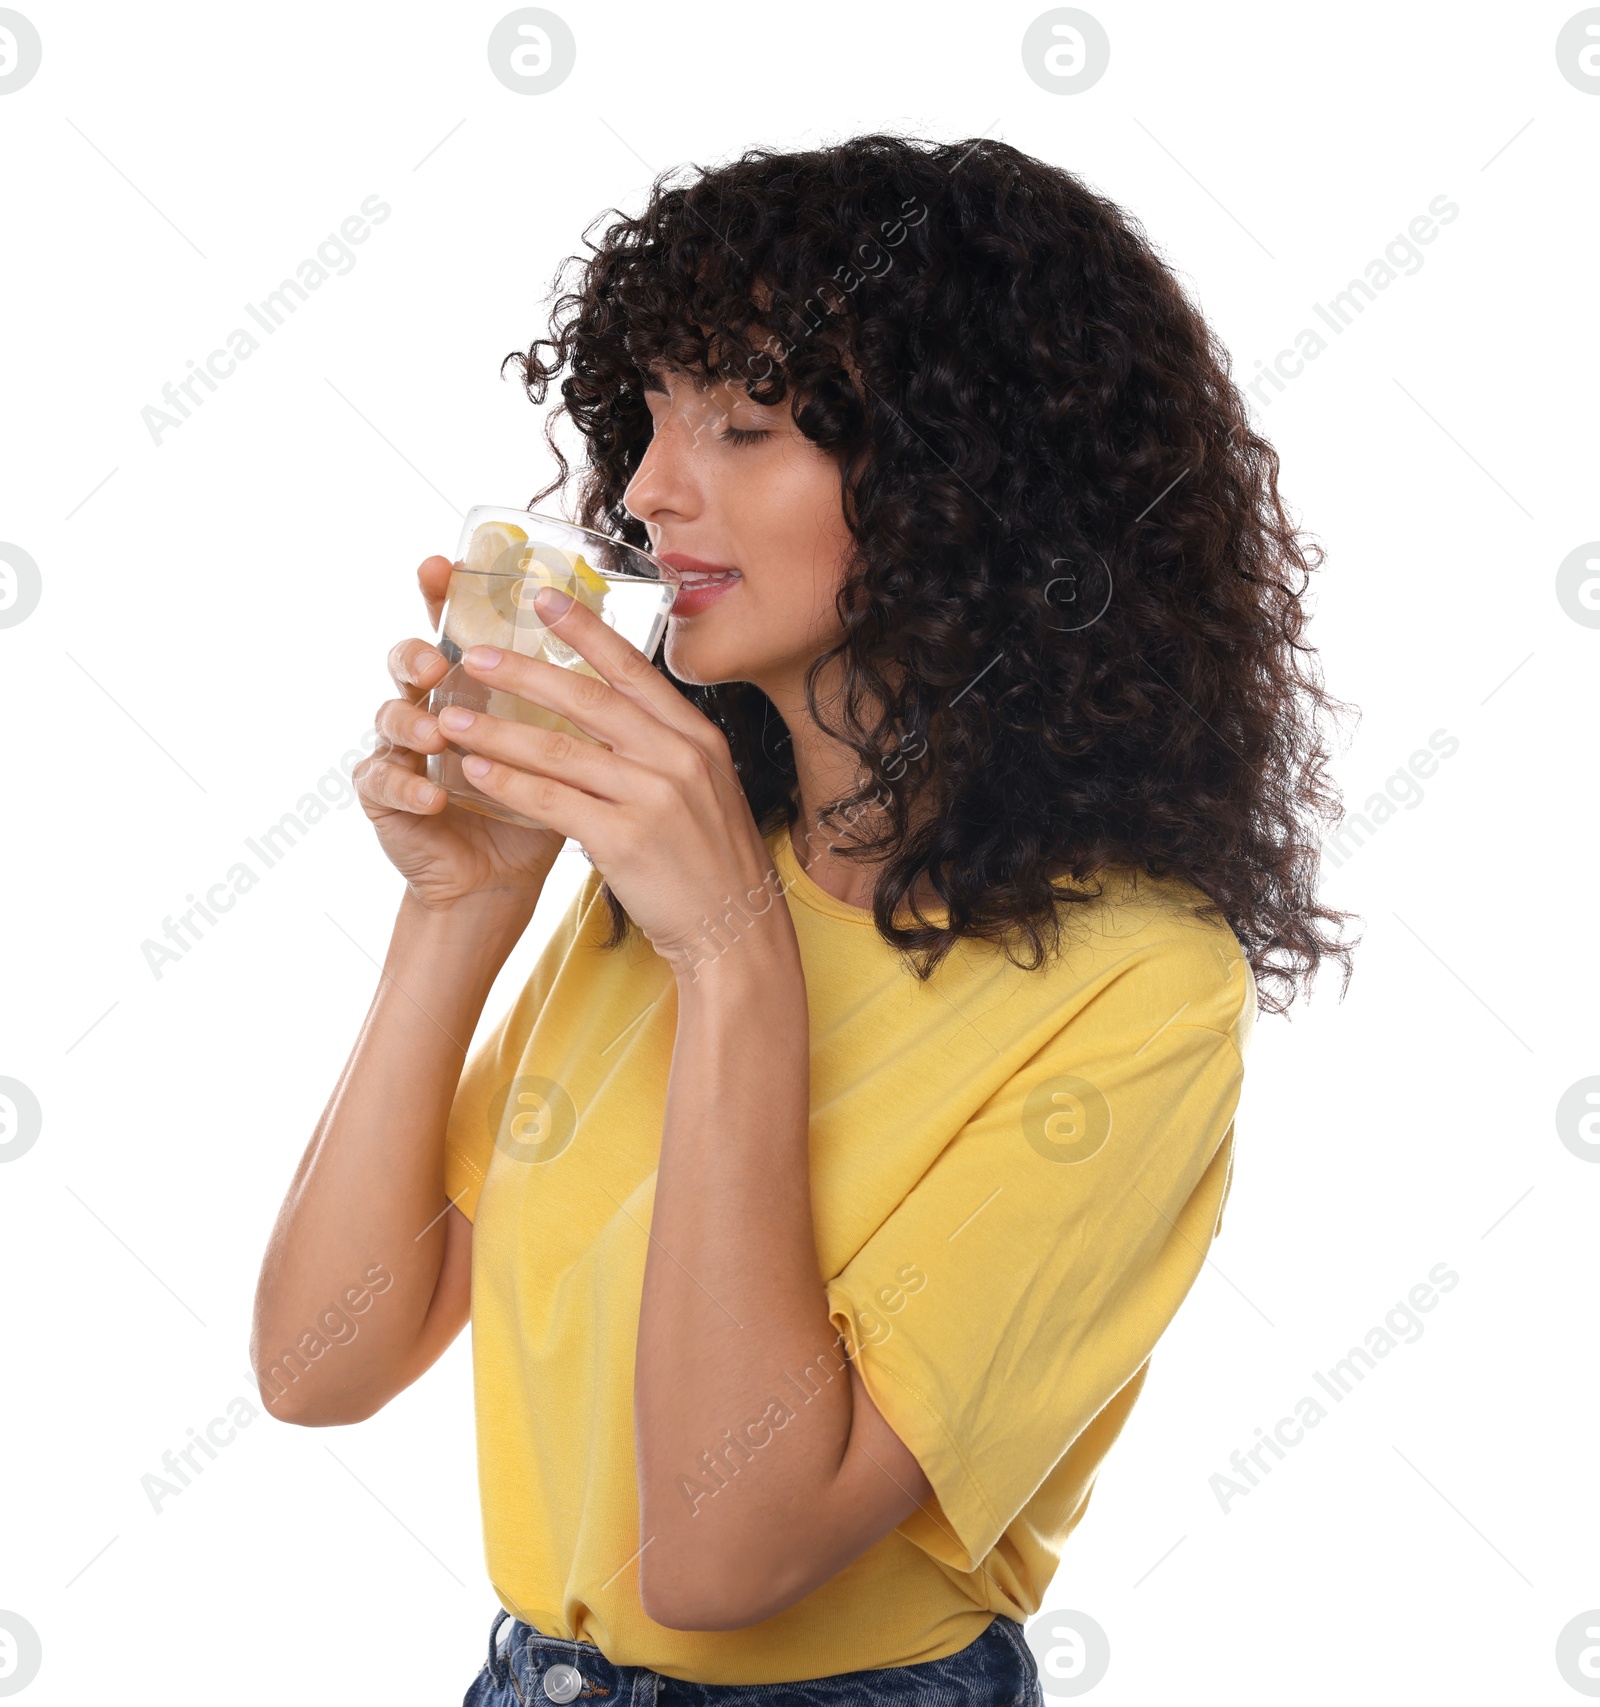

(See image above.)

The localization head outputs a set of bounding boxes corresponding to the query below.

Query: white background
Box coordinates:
[2,1,1596,1701]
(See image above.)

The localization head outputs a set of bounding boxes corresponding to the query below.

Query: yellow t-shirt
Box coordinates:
[444,822,1254,1684]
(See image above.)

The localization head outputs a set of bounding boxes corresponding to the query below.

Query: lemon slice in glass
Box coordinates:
[464,520,529,577]
[445,521,534,649]
[571,552,608,614]
[506,547,607,664]
[443,577,502,651]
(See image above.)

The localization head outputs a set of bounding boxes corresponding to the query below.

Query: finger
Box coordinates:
[514,588,726,755]
[454,753,605,847]
[368,730,424,782]
[434,703,635,800]
[354,754,447,816]
[387,636,450,705]
[459,644,672,763]
[418,555,454,631]
[374,696,446,758]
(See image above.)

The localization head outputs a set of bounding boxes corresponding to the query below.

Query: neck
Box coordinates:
[754,662,932,916]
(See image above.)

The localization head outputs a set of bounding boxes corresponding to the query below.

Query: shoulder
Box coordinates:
[1047,864,1256,1059]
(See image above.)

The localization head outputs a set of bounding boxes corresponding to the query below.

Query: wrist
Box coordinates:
[390,884,538,978]
[670,909,803,1005]
[400,878,545,925]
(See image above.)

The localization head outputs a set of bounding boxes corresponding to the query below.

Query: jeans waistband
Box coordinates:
[477,1604,1043,1706]
[485,1608,657,1706]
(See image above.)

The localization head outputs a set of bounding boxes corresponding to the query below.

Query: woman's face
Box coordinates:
[621,363,854,692]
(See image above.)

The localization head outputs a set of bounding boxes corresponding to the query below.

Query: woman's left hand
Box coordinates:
[441,586,793,976]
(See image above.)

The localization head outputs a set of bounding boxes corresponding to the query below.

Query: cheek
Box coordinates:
[759,496,850,630]
[745,445,849,563]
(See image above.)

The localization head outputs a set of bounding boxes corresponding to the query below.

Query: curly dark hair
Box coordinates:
[505,132,1359,1016]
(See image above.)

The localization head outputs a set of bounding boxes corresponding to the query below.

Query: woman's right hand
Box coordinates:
[354,555,567,912]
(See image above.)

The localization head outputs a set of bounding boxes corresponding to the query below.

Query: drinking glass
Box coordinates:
[426,506,675,829]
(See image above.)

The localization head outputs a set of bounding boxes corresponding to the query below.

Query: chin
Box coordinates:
[663,630,755,687]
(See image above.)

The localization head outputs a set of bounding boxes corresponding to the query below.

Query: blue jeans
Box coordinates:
[462,1607,1044,1705]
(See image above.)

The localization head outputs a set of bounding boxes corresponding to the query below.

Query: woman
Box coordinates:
[252,133,1355,1702]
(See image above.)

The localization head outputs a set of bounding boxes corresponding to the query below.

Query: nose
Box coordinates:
[621,387,741,532]
[622,393,719,534]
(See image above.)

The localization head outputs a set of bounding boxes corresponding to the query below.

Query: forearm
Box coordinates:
[251,886,534,1420]
[635,916,858,1623]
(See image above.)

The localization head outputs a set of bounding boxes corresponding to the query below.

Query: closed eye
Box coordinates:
[716,425,771,446]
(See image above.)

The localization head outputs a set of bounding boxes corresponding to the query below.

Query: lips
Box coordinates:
[656,552,742,616]
[656,551,741,584]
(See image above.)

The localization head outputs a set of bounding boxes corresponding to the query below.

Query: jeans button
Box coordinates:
[543,1662,585,1703]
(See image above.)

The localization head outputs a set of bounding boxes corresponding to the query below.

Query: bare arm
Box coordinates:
[251,555,565,1426]
[418,590,937,1628]
[633,915,934,1630]
[250,890,534,1424]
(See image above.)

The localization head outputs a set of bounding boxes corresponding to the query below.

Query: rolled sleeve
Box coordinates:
[824,969,1248,1575]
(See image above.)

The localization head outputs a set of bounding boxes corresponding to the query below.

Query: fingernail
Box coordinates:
[462,756,492,779]
[464,645,503,669]
[438,706,473,731]
[535,586,573,614]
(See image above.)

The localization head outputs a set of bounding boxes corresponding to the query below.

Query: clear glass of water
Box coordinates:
[427,506,675,829]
